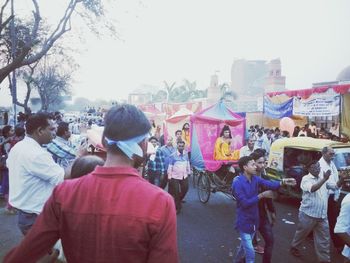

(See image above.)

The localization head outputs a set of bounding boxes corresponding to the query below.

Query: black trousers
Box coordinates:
[168,177,189,211]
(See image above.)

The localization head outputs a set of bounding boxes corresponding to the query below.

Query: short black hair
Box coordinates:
[25,113,51,135]
[56,122,69,137]
[238,156,254,171]
[2,125,12,138]
[253,148,266,157]
[149,136,158,142]
[250,151,264,161]
[102,104,151,154]
[14,126,25,137]
[71,155,104,179]
[175,130,182,135]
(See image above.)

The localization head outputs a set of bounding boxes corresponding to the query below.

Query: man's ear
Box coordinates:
[36,126,44,136]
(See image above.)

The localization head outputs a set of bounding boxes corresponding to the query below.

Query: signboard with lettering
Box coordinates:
[293,95,340,117]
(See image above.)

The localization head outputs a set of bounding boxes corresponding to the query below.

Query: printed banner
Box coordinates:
[293,95,340,117]
[263,97,293,119]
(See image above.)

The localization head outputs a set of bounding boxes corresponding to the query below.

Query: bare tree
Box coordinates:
[33,65,72,111]
[0,0,114,84]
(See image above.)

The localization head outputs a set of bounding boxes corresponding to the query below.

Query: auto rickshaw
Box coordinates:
[266,137,350,199]
[86,126,107,159]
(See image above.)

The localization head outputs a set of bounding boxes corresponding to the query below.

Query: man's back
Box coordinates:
[5,165,178,263]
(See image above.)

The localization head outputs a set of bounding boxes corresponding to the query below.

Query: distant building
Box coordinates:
[231,58,286,96]
[128,92,152,105]
[207,74,221,106]
[229,58,286,112]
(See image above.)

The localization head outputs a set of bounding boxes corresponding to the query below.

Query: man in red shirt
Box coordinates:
[5,104,179,263]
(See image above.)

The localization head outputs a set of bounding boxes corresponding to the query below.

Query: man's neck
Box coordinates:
[26,134,41,146]
[323,157,331,165]
[104,152,134,167]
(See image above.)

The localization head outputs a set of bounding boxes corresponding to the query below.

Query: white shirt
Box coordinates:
[7,136,64,214]
[239,145,255,158]
[300,172,329,219]
[334,194,350,259]
[319,157,339,196]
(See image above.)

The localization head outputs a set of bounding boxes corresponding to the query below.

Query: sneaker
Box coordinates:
[254,245,264,254]
[289,247,301,257]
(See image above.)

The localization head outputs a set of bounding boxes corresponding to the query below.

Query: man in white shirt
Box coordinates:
[239,138,256,158]
[7,113,66,235]
[319,146,345,252]
[290,161,331,262]
[335,193,350,262]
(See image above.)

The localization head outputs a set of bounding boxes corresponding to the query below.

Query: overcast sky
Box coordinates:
[1,0,350,106]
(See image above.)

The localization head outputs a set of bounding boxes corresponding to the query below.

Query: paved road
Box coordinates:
[0,182,344,262]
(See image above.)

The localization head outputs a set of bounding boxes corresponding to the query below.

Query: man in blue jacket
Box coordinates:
[232,156,296,263]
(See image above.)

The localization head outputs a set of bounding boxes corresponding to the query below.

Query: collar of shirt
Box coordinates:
[176,150,185,157]
[93,165,140,178]
[24,136,42,148]
[54,136,70,146]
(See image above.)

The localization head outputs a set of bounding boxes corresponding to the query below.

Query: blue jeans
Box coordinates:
[234,231,255,263]
[18,210,38,235]
[0,169,9,195]
[259,217,274,263]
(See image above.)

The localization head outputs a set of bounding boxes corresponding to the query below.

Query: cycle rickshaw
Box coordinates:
[189,101,246,203]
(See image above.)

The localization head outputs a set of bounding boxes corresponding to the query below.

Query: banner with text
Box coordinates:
[263,97,293,119]
[293,95,340,117]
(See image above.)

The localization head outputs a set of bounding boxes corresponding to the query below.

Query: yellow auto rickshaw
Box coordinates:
[266,137,350,199]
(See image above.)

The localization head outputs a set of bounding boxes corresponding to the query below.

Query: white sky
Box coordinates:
[1,0,350,106]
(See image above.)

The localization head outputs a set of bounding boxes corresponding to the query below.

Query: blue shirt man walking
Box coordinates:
[232,156,296,263]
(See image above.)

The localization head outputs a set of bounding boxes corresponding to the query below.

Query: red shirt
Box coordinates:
[5,166,179,263]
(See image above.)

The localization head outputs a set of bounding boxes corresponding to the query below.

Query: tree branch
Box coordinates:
[0,0,11,34]
[22,0,76,66]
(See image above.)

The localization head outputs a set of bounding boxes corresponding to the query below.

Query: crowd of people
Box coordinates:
[0,105,349,263]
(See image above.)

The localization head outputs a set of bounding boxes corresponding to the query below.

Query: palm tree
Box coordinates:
[219,83,237,102]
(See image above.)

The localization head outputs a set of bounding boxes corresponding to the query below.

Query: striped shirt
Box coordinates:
[46,136,76,168]
[147,148,165,174]
[300,172,329,219]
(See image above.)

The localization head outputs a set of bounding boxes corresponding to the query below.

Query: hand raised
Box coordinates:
[323,170,331,180]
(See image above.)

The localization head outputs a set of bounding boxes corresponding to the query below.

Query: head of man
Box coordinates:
[274,127,280,136]
[177,140,185,154]
[250,152,265,174]
[102,104,151,168]
[307,161,321,178]
[149,136,158,148]
[166,136,174,147]
[247,138,255,150]
[238,156,256,177]
[175,130,182,139]
[56,122,71,140]
[322,146,335,163]
[26,113,56,145]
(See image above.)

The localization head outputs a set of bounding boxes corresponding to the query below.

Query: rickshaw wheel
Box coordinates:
[197,172,211,203]
[191,167,200,188]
